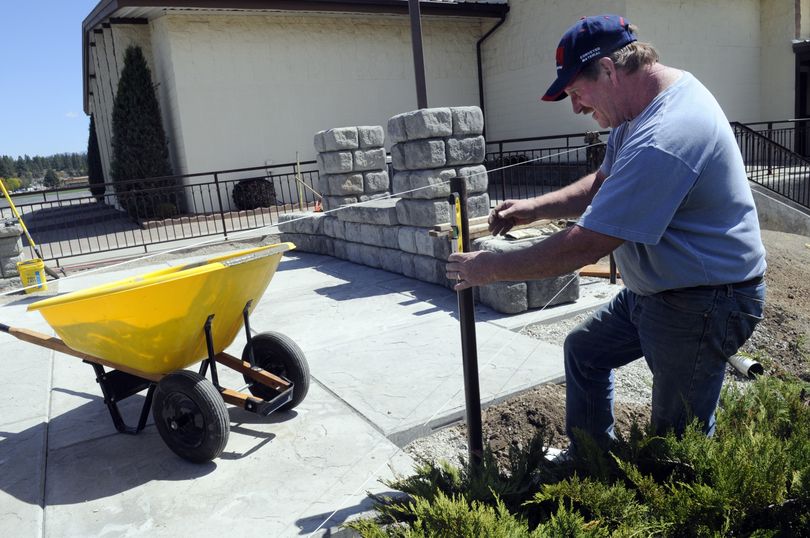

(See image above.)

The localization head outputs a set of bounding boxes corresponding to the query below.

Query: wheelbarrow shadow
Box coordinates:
[0,388,295,506]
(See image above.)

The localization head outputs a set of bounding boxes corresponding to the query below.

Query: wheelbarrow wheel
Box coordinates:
[242,331,310,411]
[153,370,229,463]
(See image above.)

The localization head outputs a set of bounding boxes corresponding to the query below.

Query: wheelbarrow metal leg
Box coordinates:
[88,362,156,434]
[199,314,221,388]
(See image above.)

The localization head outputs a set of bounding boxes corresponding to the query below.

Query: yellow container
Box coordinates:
[17,258,48,293]
[28,243,295,375]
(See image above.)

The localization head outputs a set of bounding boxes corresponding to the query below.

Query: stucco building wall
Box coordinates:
[481,0,796,142]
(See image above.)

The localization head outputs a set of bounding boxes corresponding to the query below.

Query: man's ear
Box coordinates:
[598,57,618,85]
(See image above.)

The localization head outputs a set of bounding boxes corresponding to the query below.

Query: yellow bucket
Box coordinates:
[17,258,48,293]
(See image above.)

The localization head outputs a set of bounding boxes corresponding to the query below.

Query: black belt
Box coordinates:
[689,275,764,291]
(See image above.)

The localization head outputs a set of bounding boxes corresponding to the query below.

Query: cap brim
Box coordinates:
[541,69,579,102]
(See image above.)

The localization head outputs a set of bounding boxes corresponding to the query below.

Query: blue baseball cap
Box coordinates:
[542,14,636,102]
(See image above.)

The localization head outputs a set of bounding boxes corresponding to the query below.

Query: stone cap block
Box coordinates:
[336,197,400,225]
[322,195,358,212]
[0,224,23,238]
[451,106,484,136]
[277,211,325,235]
[314,127,359,152]
[358,126,385,148]
[388,108,452,143]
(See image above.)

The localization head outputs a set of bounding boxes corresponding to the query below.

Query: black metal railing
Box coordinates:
[733,121,810,209]
[0,160,320,265]
[484,130,609,202]
[741,119,810,158]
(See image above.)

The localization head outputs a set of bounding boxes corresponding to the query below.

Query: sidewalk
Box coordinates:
[0,248,617,537]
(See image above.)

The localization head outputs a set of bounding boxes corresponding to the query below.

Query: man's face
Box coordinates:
[564,68,619,129]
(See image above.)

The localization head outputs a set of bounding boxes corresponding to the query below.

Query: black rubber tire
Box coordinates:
[242,331,310,411]
[152,370,229,463]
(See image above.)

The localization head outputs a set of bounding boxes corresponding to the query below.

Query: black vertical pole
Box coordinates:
[408,0,428,109]
[451,176,483,468]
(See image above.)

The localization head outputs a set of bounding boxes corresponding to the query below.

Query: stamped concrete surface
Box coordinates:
[0,249,617,537]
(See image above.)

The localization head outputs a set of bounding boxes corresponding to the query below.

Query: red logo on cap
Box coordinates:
[556,46,565,66]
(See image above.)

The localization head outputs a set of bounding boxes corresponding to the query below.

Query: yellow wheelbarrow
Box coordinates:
[0,243,309,463]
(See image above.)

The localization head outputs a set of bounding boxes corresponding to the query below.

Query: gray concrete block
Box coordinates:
[321,173,364,196]
[381,226,400,250]
[397,226,451,260]
[391,140,446,171]
[364,171,390,193]
[399,252,447,286]
[395,194,489,227]
[336,197,400,225]
[353,148,386,172]
[0,235,22,257]
[379,249,404,274]
[322,216,346,240]
[479,281,529,314]
[395,198,451,227]
[317,151,354,174]
[322,195,358,212]
[527,273,580,309]
[345,242,383,269]
[314,127,359,152]
[345,222,381,247]
[446,136,486,166]
[279,233,333,256]
[392,168,456,199]
[358,126,385,148]
[451,106,484,136]
[388,114,408,144]
[0,253,21,278]
[474,232,547,254]
[467,193,491,220]
[402,108,453,140]
[333,239,349,260]
[456,165,488,194]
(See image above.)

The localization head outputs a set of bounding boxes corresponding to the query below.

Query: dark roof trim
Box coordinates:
[82,0,508,113]
[109,17,150,24]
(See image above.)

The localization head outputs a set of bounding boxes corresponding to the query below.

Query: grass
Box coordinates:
[347,375,810,537]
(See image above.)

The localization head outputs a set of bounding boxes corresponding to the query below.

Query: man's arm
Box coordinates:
[489,170,607,235]
[446,223,622,290]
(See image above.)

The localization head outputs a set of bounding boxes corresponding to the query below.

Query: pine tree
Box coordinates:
[87,114,106,202]
[110,45,177,219]
[43,168,60,189]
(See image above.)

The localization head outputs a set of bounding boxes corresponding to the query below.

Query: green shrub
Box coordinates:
[349,376,810,537]
[232,178,277,210]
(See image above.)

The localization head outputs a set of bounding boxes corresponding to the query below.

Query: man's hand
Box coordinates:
[445,251,497,291]
[489,199,537,236]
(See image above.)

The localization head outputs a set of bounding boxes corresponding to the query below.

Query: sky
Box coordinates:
[0,1,101,159]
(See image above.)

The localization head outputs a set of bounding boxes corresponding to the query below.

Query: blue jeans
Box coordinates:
[563,280,766,450]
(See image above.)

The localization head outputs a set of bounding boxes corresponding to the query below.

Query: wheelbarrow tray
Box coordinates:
[27,243,294,375]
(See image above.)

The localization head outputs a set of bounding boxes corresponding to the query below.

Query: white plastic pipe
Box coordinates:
[727,355,764,379]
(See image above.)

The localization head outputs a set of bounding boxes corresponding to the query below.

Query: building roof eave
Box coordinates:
[82,0,510,113]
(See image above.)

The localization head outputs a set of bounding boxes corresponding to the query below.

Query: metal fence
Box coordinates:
[484,131,609,203]
[732,121,810,209]
[5,120,809,266]
[0,160,320,265]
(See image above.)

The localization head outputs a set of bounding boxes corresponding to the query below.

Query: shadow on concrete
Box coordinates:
[294,492,402,536]
[0,388,300,506]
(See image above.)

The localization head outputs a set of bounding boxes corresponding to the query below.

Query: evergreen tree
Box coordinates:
[110,45,177,219]
[43,168,60,189]
[87,114,106,202]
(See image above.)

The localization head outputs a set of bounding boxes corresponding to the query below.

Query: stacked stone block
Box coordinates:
[388,107,490,286]
[314,126,389,211]
[0,224,23,279]
[473,231,580,314]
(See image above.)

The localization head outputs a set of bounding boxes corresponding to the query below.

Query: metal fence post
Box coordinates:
[213,173,228,240]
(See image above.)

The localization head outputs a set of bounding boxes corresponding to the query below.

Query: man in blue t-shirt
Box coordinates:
[446,14,766,452]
